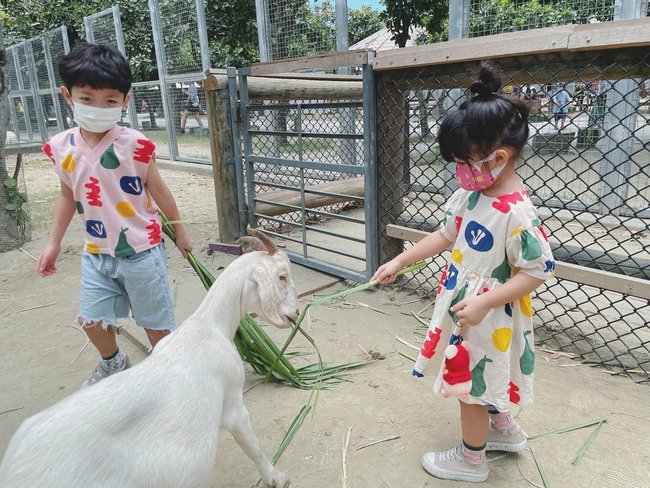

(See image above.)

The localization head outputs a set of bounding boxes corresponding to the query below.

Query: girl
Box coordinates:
[372,61,555,483]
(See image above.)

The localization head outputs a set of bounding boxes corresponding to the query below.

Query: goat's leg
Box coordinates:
[223,400,289,488]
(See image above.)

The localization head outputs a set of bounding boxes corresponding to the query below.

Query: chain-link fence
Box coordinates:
[468,0,618,38]
[375,26,650,382]
[232,61,373,282]
[5,0,211,165]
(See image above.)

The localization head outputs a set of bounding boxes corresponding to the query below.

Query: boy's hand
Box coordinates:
[371,258,403,284]
[174,230,193,259]
[450,295,490,328]
[36,243,61,277]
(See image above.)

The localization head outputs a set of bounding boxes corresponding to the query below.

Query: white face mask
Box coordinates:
[73,103,122,133]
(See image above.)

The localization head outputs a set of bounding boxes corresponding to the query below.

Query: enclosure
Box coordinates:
[198,15,650,387]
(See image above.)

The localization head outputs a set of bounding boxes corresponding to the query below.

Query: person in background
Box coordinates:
[179,82,203,134]
[551,85,571,132]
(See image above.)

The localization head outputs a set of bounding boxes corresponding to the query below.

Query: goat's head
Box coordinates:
[237,228,299,329]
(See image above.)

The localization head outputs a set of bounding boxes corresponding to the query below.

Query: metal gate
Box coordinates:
[234,54,377,282]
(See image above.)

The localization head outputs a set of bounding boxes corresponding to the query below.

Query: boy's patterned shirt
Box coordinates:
[43,125,162,257]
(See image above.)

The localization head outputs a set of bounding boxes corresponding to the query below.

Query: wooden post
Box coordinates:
[377,77,407,264]
[204,71,240,243]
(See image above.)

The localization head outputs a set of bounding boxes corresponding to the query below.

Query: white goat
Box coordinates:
[0,228,299,488]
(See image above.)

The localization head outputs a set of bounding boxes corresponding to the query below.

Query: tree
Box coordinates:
[380,0,447,47]
[348,4,384,46]
[206,0,259,68]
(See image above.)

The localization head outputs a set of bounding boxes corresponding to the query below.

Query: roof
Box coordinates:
[349,26,425,51]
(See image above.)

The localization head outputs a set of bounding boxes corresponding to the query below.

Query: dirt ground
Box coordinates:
[1,155,649,488]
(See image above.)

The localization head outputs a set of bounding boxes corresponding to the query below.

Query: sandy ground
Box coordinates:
[1,155,649,487]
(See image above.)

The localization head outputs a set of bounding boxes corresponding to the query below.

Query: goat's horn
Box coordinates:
[236,236,265,252]
[246,227,277,255]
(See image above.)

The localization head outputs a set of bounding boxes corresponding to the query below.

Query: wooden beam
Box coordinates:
[250,50,370,76]
[385,224,650,301]
[373,18,650,71]
[568,18,650,51]
[255,177,364,217]
[245,76,363,100]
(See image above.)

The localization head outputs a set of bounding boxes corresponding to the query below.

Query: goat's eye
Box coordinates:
[279,275,287,282]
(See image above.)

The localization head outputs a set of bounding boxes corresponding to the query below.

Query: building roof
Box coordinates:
[349,26,425,51]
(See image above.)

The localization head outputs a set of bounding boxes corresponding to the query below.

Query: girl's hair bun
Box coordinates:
[470,61,502,99]
[470,80,493,98]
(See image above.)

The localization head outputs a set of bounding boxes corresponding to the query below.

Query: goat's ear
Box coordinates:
[253,264,283,325]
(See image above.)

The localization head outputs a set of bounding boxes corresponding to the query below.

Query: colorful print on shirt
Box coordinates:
[43,126,161,257]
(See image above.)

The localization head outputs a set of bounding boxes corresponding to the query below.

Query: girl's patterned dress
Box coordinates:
[413,188,555,411]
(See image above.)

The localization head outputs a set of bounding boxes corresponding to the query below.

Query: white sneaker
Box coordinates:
[422,445,488,483]
[486,423,527,452]
[81,351,129,388]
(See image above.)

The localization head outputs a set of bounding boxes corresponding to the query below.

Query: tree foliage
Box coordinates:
[2,0,385,75]
[380,0,447,47]
[469,0,615,36]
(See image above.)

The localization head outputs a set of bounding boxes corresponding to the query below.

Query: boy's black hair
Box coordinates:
[58,43,132,95]
[438,61,530,163]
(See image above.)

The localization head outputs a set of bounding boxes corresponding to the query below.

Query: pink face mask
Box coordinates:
[455,152,503,191]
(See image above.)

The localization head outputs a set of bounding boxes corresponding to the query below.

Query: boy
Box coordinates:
[37,44,193,387]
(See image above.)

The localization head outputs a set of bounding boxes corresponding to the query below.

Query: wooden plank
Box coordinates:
[373,25,575,71]
[250,50,370,76]
[385,224,649,300]
[568,18,650,51]
[256,177,364,217]
[373,19,650,71]
[245,76,363,100]
[253,72,362,81]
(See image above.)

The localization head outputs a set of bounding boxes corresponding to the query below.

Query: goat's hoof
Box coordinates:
[264,469,289,488]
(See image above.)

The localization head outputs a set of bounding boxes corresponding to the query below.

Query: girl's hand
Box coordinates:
[450,295,490,328]
[371,258,403,284]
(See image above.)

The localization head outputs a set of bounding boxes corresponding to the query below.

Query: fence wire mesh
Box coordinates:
[0,155,32,252]
[468,0,617,38]
[239,71,368,280]
[6,1,210,164]
[376,48,650,382]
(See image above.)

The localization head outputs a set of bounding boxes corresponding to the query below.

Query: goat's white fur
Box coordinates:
[0,248,299,488]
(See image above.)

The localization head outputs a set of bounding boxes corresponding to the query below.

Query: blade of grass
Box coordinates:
[251,403,313,488]
[263,262,427,383]
[572,419,606,465]
[527,416,607,440]
[529,447,551,488]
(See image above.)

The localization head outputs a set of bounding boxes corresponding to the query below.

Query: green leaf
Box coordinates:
[3,177,17,189]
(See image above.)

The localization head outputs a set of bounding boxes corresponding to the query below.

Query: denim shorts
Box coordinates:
[79,243,176,331]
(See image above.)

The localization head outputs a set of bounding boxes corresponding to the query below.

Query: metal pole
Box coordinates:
[12,43,35,142]
[599,0,644,214]
[148,0,179,161]
[444,0,470,196]
[42,35,65,131]
[255,0,272,62]
[195,0,211,72]
[363,57,378,280]
[83,15,94,43]
[111,5,139,131]
[227,67,246,234]
[336,0,356,165]
[25,40,48,142]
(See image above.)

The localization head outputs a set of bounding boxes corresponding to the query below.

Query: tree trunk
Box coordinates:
[0,32,27,251]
